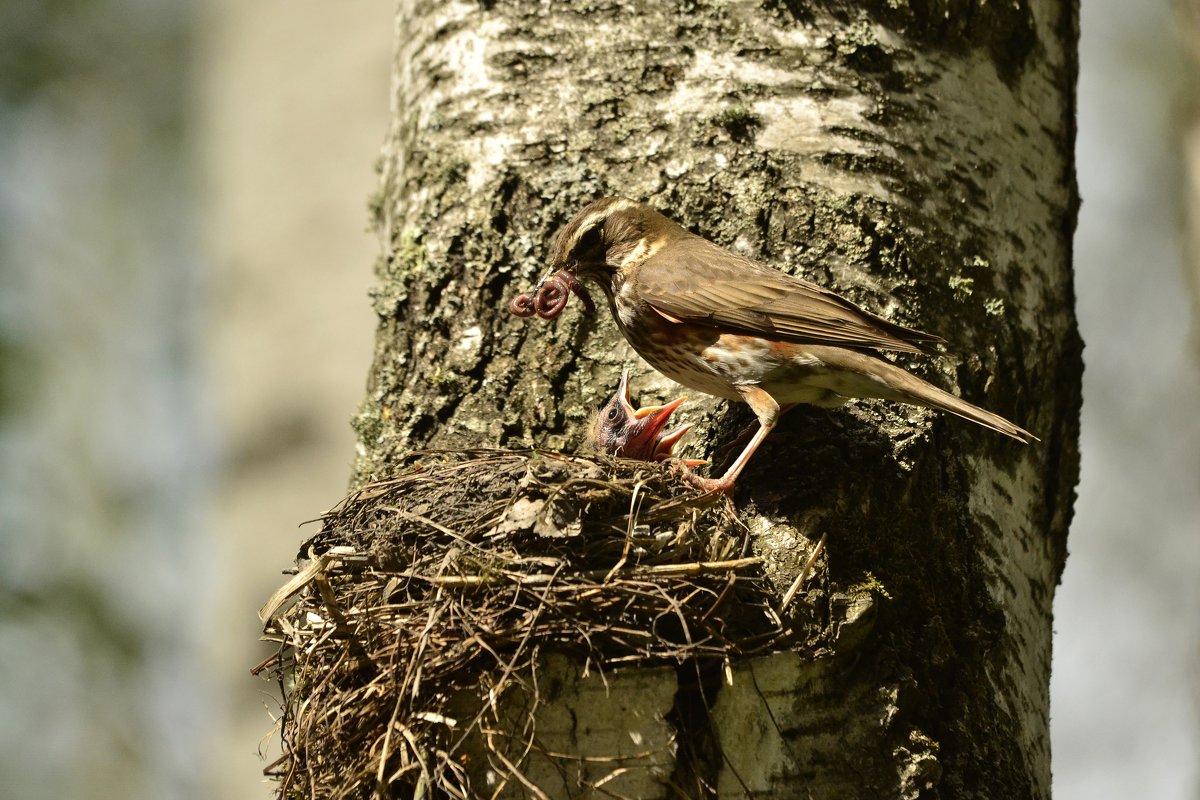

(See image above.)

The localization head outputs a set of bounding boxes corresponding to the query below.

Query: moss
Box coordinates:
[841,18,879,49]
[350,402,386,448]
[856,570,892,601]
[371,228,429,316]
[834,19,890,72]
[391,228,426,279]
[711,105,762,144]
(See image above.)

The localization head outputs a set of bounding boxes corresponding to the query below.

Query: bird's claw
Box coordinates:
[678,466,736,495]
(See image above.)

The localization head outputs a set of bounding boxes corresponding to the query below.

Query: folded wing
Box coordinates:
[633,236,946,355]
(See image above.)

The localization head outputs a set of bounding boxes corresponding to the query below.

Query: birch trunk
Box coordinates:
[354,1,1081,796]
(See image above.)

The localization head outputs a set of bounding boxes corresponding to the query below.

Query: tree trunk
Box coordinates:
[336,1,1080,797]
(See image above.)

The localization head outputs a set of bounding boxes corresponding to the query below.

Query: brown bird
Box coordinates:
[590,368,699,464]
[544,197,1036,493]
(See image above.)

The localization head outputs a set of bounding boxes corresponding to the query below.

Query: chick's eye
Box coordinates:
[605,406,620,422]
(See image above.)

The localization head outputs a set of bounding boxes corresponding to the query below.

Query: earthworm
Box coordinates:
[509,270,595,321]
[533,276,569,319]
[508,293,537,317]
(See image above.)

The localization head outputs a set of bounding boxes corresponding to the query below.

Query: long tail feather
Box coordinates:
[810,347,1038,443]
[900,380,1037,443]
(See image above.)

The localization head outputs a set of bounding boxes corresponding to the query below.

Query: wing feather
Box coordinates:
[633,236,945,355]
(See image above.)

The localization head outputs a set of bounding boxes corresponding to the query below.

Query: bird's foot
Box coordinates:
[669,460,735,494]
[683,472,737,494]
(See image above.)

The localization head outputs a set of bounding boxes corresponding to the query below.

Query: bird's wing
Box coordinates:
[633,236,945,355]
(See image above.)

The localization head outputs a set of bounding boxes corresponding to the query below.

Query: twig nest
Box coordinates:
[258,449,795,799]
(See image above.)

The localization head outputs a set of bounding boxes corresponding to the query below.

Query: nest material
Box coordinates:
[258,449,795,799]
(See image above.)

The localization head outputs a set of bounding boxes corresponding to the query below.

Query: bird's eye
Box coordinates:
[574,224,602,259]
[605,406,620,422]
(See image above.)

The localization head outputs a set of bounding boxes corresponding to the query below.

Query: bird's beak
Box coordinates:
[613,368,639,417]
[616,368,685,430]
[621,396,687,461]
[616,371,701,463]
[649,420,694,462]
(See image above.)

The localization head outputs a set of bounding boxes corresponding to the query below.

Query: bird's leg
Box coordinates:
[685,422,773,493]
[684,386,780,494]
[713,402,796,465]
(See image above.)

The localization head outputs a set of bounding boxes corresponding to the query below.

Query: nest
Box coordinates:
[257,449,799,799]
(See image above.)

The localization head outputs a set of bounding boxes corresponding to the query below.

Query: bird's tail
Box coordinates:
[894,375,1037,443]
[810,347,1038,443]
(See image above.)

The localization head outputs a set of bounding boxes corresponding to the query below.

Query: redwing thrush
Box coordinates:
[590,368,701,464]
[540,197,1035,492]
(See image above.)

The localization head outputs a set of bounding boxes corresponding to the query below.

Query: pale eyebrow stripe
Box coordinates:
[571,199,633,242]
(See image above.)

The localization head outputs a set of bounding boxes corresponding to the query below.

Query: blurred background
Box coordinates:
[0,1,1194,798]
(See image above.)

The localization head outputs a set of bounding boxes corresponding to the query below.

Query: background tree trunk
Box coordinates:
[351,0,1080,796]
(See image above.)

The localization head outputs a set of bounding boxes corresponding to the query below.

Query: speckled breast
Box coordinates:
[608,292,743,402]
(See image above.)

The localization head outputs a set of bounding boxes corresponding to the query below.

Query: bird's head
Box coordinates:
[590,369,695,463]
[547,198,681,293]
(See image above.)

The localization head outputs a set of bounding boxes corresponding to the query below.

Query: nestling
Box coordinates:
[590,368,700,465]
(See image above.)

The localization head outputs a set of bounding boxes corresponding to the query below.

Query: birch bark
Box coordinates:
[355,1,1081,796]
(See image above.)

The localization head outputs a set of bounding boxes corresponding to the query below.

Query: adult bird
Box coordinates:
[544,197,1035,492]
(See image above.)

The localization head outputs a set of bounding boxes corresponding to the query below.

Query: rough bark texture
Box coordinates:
[355,0,1080,796]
